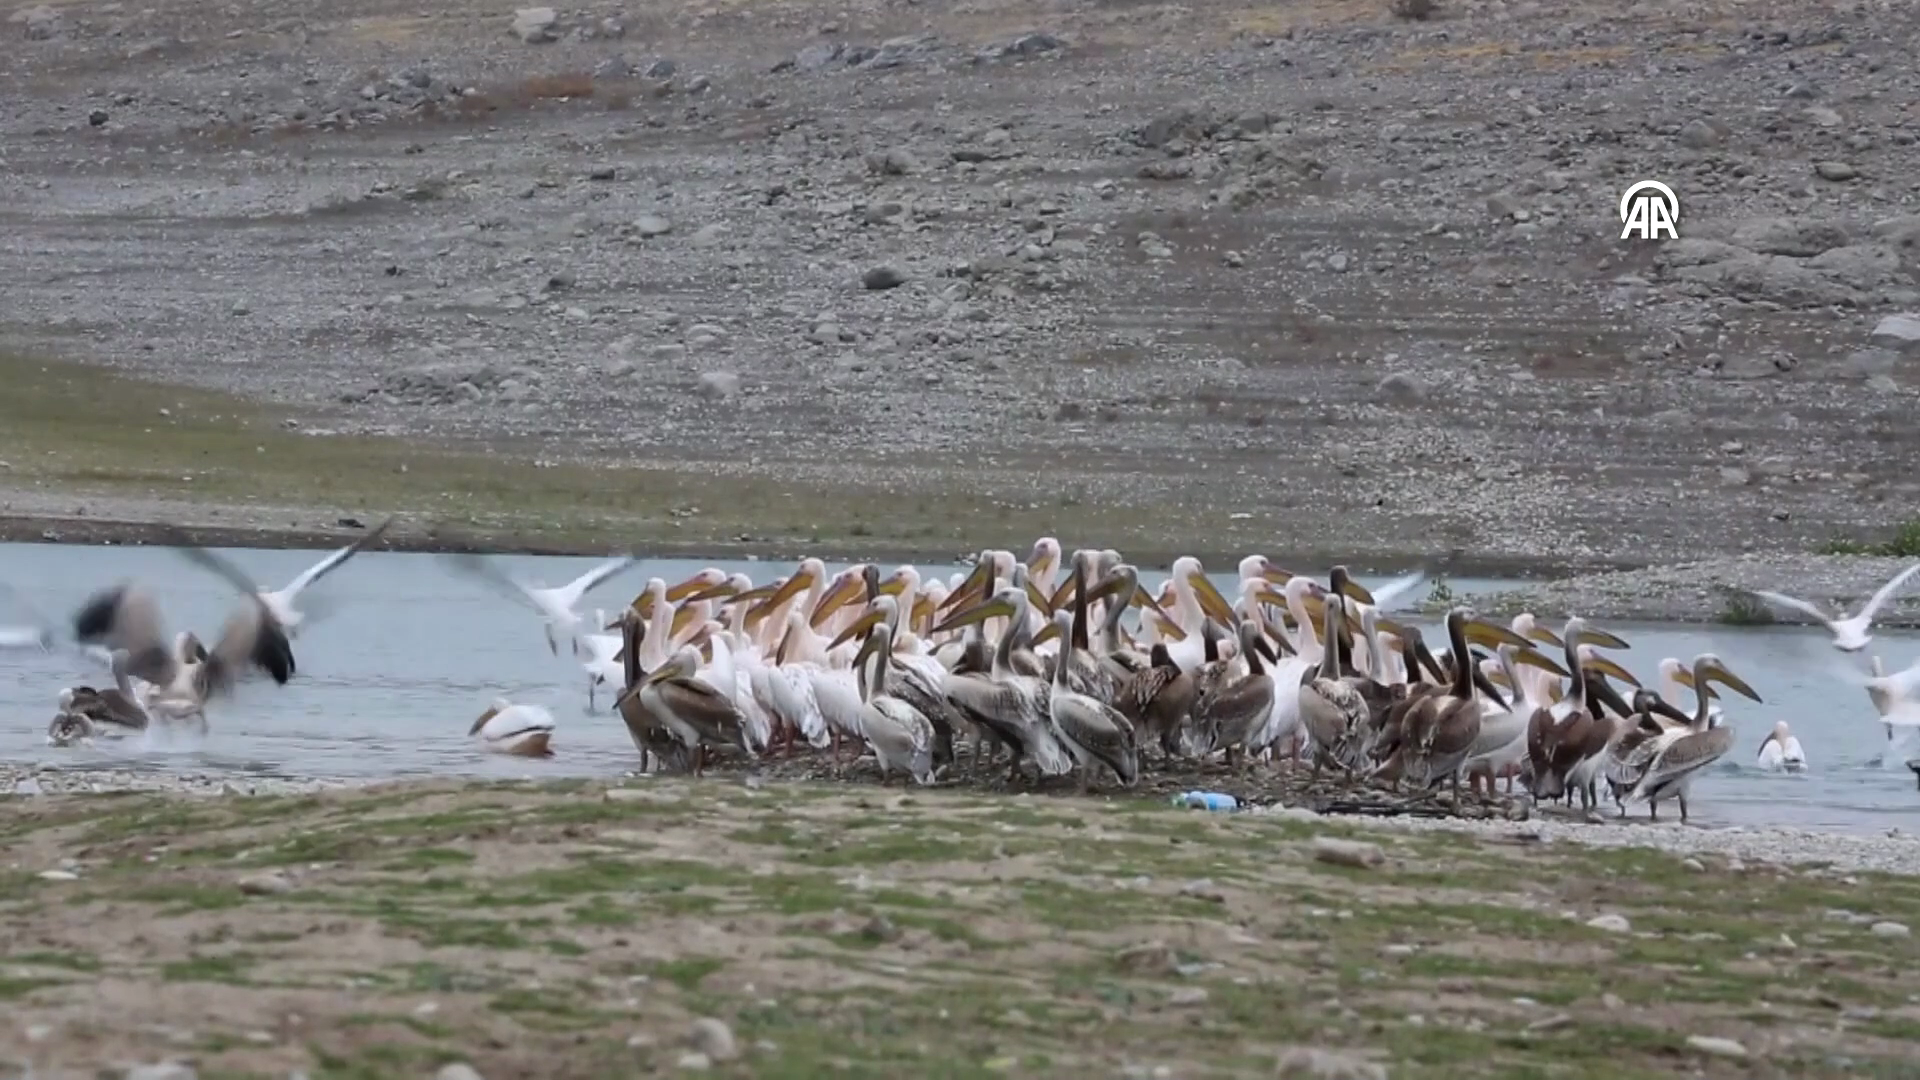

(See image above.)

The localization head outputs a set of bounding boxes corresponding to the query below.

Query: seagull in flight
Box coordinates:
[444,552,640,655]
[1749,561,1920,652]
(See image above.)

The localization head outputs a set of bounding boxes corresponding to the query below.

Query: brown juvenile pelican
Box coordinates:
[937,584,1071,783]
[1187,620,1278,768]
[1112,642,1198,760]
[1300,595,1367,777]
[627,645,752,776]
[1617,654,1762,822]
[1393,609,1536,798]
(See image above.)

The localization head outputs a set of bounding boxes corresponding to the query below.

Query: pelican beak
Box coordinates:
[1510,647,1571,678]
[748,571,814,628]
[1030,620,1064,648]
[876,569,909,597]
[1258,561,1296,586]
[932,596,1017,636]
[1022,578,1054,617]
[683,581,739,605]
[852,629,882,671]
[1340,579,1377,606]
[1374,616,1410,640]
[1250,587,1292,612]
[1047,573,1079,612]
[1705,660,1763,703]
[809,572,866,629]
[1523,622,1566,648]
[1462,620,1534,651]
[1574,625,1633,651]
[668,603,702,638]
[909,592,937,631]
[1486,670,1513,689]
[1186,569,1238,628]
[665,572,720,604]
[1546,680,1564,703]
[1149,610,1189,642]
[1581,656,1641,687]
[1672,668,1697,690]
[1027,540,1057,581]
[825,608,888,655]
[942,559,994,613]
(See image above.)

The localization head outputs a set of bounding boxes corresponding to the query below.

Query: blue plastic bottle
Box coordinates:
[1173,790,1238,812]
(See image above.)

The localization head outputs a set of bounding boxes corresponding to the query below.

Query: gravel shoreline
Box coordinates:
[9,768,1917,876]
[1469,553,1920,629]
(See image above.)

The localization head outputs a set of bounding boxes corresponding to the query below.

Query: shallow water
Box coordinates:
[1,543,1914,835]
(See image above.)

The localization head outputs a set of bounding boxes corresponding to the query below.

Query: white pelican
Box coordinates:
[1618,654,1763,822]
[471,699,557,757]
[1025,537,1063,596]
[851,620,937,785]
[1162,557,1240,671]
[1658,657,1722,727]
[444,552,639,655]
[1749,561,1920,652]
[1755,720,1807,772]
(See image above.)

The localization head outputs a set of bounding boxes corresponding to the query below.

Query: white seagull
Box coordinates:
[1749,561,1920,652]
[444,552,639,655]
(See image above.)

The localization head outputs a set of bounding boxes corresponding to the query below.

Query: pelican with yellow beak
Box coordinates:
[1163,557,1240,672]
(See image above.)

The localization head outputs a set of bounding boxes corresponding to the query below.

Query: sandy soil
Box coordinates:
[1,779,1916,1078]
[3,0,1919,571]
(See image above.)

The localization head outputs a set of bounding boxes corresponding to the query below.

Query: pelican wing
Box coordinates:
[1367,570,1428,613]
[1749,589,1832,626]
[1629,725,1734,802]
[657,677,749,752]
[556,556,640,609]
[1053,693,1139,784]
[1197,673,1275,750]
[0,626,53,650]
[864,698,936,783]
[1860,562,1920,622]
[275,516,396,598]
[1460,706,1529,763]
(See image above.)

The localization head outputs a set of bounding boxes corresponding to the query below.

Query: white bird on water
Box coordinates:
[1748,562,1920,653]
[470,699,557,757]
[444,553,639,655]
[1755,721,1807,772]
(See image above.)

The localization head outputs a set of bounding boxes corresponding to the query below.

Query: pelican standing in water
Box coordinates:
[1748,562,1920,652]
[1755,720,1807,772]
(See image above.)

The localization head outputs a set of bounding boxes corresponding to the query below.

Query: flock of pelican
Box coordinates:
[6,534,1919,823]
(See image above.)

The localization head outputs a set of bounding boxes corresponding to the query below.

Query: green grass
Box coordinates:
[3,779,1916,1079]
[0,350,1213,558]
[1817,520,1920,558]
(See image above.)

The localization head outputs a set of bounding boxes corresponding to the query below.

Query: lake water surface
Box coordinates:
[2,543,1914,836]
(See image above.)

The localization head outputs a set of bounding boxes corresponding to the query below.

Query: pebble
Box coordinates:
[676,1053,711,1071]
[238,871,293,895]
[125,1066,198,1080]
[687,1017,738,1062]
[1685,1035,1749,1058]
[1274,1047,1387,1080]
[1313,837,1385,869]
[862,264,908,290]
[1585,914,1632,933]
[435,1067,484,1080]
[1870,920,1910,938]
[37,869,79,881]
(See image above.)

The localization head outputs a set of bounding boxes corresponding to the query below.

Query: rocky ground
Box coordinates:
[2,0,1919,572]
[1473,552,1920,627]
[1,778,1916,1078]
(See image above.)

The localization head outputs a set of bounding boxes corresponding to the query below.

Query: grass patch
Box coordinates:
[1716,588,1775,626]
[0,350,1251,558]
[1817,520,1920,557]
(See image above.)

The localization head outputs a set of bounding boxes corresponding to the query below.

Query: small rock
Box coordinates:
[125,1066,198,1080]
[1870,920,1910,938]
[696,372,740,400]
[1179,878,1227,903]
[633,214,673,238]
[1373,373,1424,405]
[863,264,908,290]
[1677,118,1721,149]
[1585,914,1631,933]
[37,869,78,881]
[1814,161,1859,182]
[1870,313,1920,353]
[510,7,559,43]
[1681,858,1706,872]
[88,109,109,127]
[1685,1035,1748,1059]
[237,872,292,896]
[1389,0,1435,20]
[860,914,899,942]
[1275,1046,1388,1080]
[1166,986,1210,1006]
[676,1054,710,1072]
[1312,837,1385,869]
[588,165,617,181]
[687,1017,738,1062]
